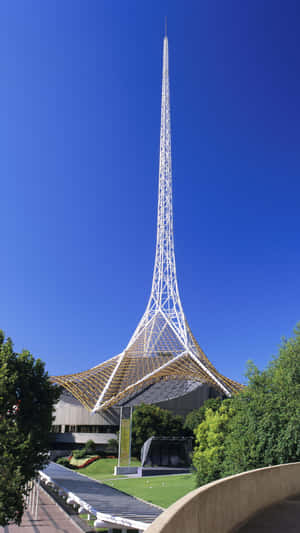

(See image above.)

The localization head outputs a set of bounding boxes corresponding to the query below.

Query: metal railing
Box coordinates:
[24,479,40,519]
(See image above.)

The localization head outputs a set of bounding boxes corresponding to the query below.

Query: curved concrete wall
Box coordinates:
[146,462,300,533]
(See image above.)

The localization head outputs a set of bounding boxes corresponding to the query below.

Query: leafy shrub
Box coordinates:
[84,439,96,454]
[193,324,300,487]
[107,438,118,452]
[72,440,97,460]
[193,400,233,486]
[184,397,223,433]
[56,457,70,467]
[132,403,188,457]
[73,448,86,459]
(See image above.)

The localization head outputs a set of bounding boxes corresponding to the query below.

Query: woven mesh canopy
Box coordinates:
[52,312,242,412]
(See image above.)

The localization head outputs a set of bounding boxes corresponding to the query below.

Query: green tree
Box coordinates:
[131,403,187,457]
[192,323,300,486]
[183,397,223,433]
[223,325,300,476]
[107,437,118,453]
[193,400,233,486]
[0,331,60,526]
[84,439,96,454]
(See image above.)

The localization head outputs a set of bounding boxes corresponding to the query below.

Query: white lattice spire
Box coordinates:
[128,35,187,348]
[53,33,241,413]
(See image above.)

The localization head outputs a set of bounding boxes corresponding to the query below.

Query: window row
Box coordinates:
[51,424,118,434]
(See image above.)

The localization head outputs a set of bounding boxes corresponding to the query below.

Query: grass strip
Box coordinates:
[104,474,196,508]
[79,457,140,481]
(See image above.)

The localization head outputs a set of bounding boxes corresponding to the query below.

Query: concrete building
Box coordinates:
[50,391,119,455]
[50,380,221,455]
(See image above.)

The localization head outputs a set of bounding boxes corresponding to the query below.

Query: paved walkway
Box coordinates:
[238,493,300,532]
[43,462,162,525]
[0,487,79,533]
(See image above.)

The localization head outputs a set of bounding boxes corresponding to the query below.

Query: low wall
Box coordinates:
[114,466,139,475]
[146,462,300,533]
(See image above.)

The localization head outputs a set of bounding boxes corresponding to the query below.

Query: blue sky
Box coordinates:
[0,0,299,384]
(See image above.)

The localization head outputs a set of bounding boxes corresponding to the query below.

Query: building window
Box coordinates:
[51,425,62,433]
[74,425,118,433]
[51,425,118,433]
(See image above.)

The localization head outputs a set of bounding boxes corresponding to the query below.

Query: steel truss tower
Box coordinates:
[53,34,242,411]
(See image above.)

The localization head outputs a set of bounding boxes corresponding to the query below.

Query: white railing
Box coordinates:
[24,479,40,519]
[39,469,147,531]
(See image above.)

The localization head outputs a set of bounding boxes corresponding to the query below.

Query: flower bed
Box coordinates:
[69,455,100,468]
[78,455,100,468]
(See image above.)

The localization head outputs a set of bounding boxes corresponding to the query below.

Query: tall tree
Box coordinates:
[0,331,60,526]
[183,397,223,433]
[131,403,187,457]
[223,324,300,476]
[193,324,300,487]
[193,400,233,486]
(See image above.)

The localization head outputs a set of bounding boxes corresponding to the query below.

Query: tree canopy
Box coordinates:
[193,400,233,486]
[183,397,223,433]
[0,331,60,526]
[223,324,300,476]
[131,403,189,457]
[193,324,300,486]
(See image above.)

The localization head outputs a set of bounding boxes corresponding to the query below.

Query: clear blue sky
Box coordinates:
[1,0,299,384]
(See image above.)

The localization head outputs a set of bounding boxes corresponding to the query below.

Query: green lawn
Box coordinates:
[76,458,196,508]
[79,457,140,481]
[104,474,196,508]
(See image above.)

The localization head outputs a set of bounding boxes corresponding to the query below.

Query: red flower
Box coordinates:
[76,456,100,469]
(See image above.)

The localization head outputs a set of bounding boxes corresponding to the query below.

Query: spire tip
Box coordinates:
[165,17,167,37]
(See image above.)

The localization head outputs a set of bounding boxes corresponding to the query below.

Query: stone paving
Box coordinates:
[0,488,80,533]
